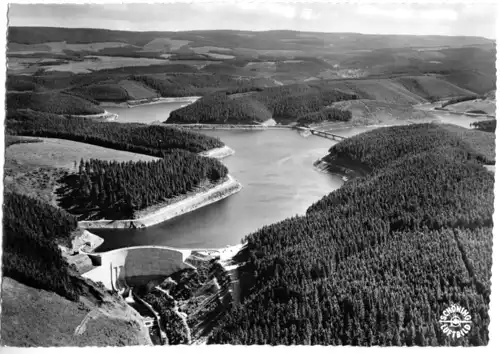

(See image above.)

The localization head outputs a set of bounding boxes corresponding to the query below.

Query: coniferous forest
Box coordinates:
[6,91,104,115]
[2,193,81,301]
[68,153,228,220]
[297,107,352,125]
[167,84,358,124]
[208,124,494,346]
[7,110,224,155]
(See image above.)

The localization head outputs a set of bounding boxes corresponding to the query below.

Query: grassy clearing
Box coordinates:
[4,137,159,206]
[143,37,191,51]
[446,99,496,115]
[5,135,43,147]
[3,163,66,207]
[330,99,433,124]
[0,277,151,347]
[6,137,159,171]
[45,56,170,74]
[118,79,158,100]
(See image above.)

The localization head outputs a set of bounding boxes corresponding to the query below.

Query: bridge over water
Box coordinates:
[309,129,346,141]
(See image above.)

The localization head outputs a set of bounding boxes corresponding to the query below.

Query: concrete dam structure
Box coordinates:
[82,246,195,291]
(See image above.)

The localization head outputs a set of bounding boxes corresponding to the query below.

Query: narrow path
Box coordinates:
[74,309,98,336]
[450,230,487,301]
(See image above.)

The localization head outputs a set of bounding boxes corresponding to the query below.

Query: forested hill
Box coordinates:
[3,192,82,301]
[167,84,358,124]
[6,110,224,155]
[165,76,477,125]
[7,91,104,115]
[209,123,494,346]
[66,153,228,220]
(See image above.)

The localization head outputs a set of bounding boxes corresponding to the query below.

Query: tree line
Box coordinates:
[442,95,480,108]
[7,110,224,155]
[208,124,493,346]
[471,120,496,133]
[297,107,352,125]
[130,73,268,98]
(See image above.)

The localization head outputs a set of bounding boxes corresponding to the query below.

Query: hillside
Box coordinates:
[7,27,495,95]
[1,192,153,346]
[9,27,493,52]
[326,99,433,126]
[4,25,496,347]
[208,124,494,345]
[165,76,474,125]
[6,110,224,155]
[444,98,496,116]
[1,277,152,347]
[6,91,104,115]
[167,84,358,124]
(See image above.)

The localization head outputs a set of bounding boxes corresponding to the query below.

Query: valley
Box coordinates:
[2,23,496,347]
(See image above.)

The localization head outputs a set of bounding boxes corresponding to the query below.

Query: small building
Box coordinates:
[143,316,155,328]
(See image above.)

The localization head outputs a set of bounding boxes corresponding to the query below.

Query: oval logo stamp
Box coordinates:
[439,304,472,339]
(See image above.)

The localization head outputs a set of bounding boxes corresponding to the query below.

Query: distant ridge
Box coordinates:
[8,26,494,48]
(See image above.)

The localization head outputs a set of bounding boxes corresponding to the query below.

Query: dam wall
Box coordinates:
[82,246,195,290]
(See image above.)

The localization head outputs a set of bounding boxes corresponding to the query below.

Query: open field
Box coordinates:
[445,98,496,115]
[45,56,170,73]
[4,137,159,207]
[7,57,47,74]
[8,28,495,95]
[329,99,434,124]
[8,41,136,54]
[6,137,159,172]
[118,79,159,100]
[142,37,191,51]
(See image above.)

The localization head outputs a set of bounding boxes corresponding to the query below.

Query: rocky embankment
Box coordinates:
[68,110,118,121]
[78,175,242,229]
[199,145,235,159]
[167,123,291,130]
[100,96,200,108]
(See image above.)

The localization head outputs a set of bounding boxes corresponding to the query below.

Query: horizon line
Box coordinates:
[8,25,496,41]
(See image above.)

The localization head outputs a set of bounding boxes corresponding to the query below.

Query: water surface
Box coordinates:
[94,129,346,251]
[106,101,192,124]
[93,103,486,251]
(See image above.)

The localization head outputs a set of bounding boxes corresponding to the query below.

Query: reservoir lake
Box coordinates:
[93,127,346,251]
[93,102,484,251]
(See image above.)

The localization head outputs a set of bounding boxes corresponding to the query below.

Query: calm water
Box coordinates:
[93,103,484,251]
[431,112,492,129]
[106,101,192,124]
[93,129,347,251]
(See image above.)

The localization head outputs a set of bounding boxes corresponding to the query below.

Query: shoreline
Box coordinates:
[199,145,235,159]
[165,123,292,130]
[78,174,242,229]
[99,96,201,109]
[68,110,118,121]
